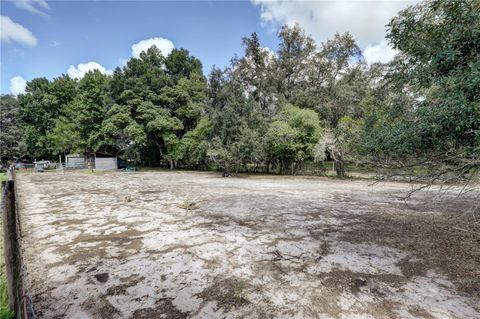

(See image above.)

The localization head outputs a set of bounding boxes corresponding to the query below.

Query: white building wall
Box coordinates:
[95,157,117,170]
[66,156,85,168]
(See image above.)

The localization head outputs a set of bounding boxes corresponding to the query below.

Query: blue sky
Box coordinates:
[1,0,417,95]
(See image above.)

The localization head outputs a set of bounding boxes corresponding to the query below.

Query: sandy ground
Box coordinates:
[15,170,480,319]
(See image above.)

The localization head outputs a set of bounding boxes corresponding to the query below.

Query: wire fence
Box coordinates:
[1,167,37,319]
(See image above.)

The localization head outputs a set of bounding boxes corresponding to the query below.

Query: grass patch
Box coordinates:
[0,308,14,319]
[0,227,14,318]
[0,226,10,317]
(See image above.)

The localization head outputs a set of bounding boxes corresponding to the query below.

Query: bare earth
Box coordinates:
[15,170,480,319]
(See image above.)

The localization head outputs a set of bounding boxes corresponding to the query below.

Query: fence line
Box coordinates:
[2,166,36,319]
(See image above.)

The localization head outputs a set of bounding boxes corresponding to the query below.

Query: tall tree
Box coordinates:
[19,77,77,159]
[275,24,316,101]
[265,104,322,173]
[165,48,203,84]
[311,32,366,127]
[97,102,147,163]
[234,32,277,114]
[60,70,111,154]
[376,0,480,182]
[104,45,207,166]
[0,95,25,163]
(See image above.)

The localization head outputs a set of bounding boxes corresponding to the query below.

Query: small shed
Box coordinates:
[66,154,86,168]
[65,153,118,170]
[95,157,117,170]
[88,152,118,170]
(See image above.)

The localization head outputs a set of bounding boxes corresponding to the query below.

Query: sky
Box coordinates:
[0,0,418,95]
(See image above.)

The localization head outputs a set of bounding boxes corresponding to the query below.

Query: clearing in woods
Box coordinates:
[15,170,480,318]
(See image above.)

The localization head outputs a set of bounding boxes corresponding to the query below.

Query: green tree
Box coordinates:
[105,45,207,166]
[110,46,169,105]
[0,95,25,163]
[19,77,77,159]
[312,32,366,127]
[98,103,147,163]
[176,117,212,168]
[265,104,322,173]
[203,66,270,173]
[275,24,316,101]
[61,70,111,154]
[165,48,203,84]
[315,116,362,177]
[376,0,480,182]
[48,117,81,158]
[137,101,183,168]
[234,32,278,114]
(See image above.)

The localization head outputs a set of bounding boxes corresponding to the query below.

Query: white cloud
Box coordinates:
[13,0,50,17]
[67,61,112,79]
[10,76,27,95]
[131,37,174,58]
[251,0,418,63]
[0,15,37,46]
[363,40,398,64]
[261,46,275,57]
[261,46,276,64]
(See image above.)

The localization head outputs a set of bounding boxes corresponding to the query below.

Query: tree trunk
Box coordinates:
[169,159,174,169]
[157,143,164,167]
[334,160,345,178]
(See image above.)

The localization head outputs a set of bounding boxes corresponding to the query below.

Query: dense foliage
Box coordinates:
[0,95,24,164]
[361,0,479,181]
[1,0,478,180]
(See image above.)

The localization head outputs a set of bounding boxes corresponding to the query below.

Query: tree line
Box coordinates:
[1,0,478,180]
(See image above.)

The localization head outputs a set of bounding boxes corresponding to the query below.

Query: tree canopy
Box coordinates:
[2,0,478,181]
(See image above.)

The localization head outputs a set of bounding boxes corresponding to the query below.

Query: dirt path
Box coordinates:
[15,170,480,318]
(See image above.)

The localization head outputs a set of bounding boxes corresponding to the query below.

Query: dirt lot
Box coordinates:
[15,170,480,318]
